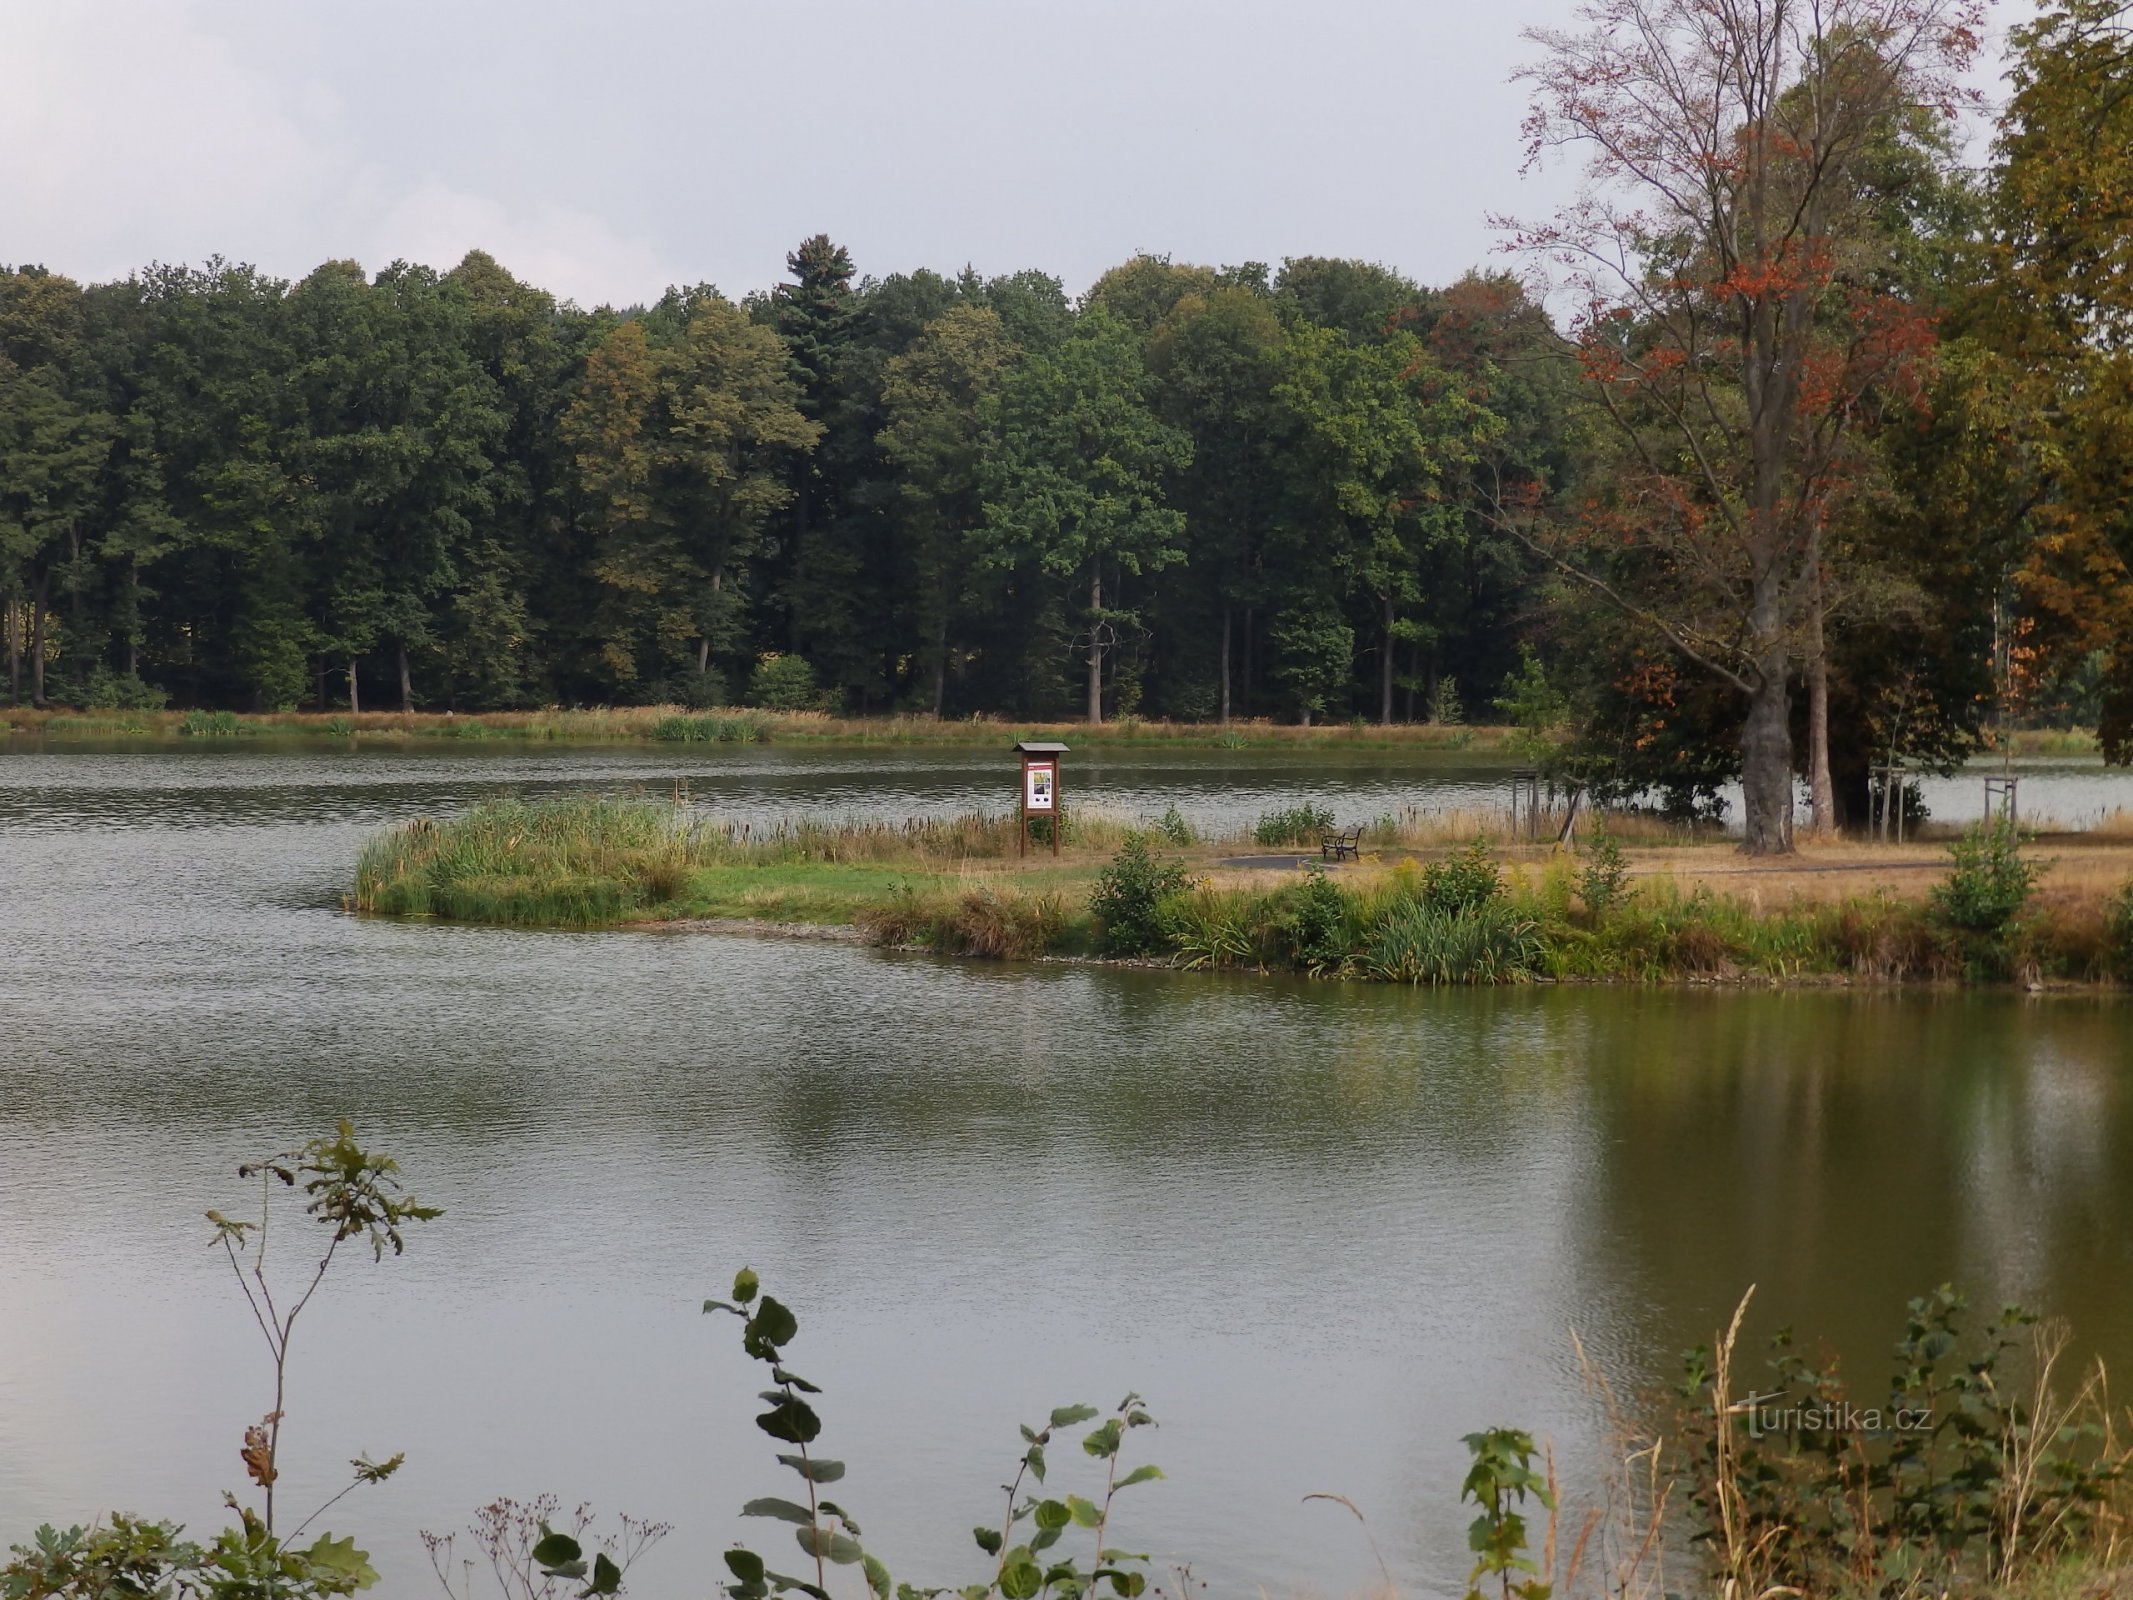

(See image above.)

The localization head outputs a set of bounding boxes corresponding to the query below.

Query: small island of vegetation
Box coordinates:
[348,795,2133,988]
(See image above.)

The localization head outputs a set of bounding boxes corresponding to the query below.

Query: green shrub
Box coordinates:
[1277,863,1351,974]
[1089,834,1191,957]
[1155,803,1196,846]
[1577,826,1631,921]
[747,652,826,711]
[1429,675,1464,725]
[1930,818,2041,976]
[77,667,169,711]
[1931,818,2037,931]
[324,716,356,737]
[1253,802,1336,846]
[1422,838,1503,913]
[1361,899,1542,985]
[647,669,728,710]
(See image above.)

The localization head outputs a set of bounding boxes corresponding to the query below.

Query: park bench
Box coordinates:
[1319,825,1361,861]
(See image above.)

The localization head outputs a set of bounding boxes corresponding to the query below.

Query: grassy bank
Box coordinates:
[349,797,2133,987]
[5,702,1517,751]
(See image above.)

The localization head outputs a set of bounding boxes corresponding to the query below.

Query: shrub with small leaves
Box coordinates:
[1460,1428,1554,1600]
[1155,805,1196,847]
[1253,804,1336,847]
[1280,864,1351,975]
[1089,835,1191,957]
[1422,839,1503,914]
[1576,827,1631,922]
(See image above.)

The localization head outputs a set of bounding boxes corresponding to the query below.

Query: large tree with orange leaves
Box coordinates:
[1504,0,1985,853]
[1987,0,2133,759]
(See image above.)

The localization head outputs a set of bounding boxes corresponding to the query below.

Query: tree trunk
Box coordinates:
[1805,560,1835,836]
[930,611,948,719]
[30,573,48,706]
[6,588,19,705]
[1086,567,1103,725]
[1219,605,1231,726]
[347,658,360,716]
[698,636,711,676]
[397,643,414,714]
[315,658,327,711]
[1241,606,1254,717]
[1379,592,1395,725]
[1739,654,1794,856]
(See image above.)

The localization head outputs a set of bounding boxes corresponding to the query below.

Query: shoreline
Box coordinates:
[3,704,2110,760]
[599,904,2133,993]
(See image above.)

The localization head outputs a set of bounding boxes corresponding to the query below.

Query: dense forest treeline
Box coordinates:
[4,0,2130,839]
[0,243,1555,730]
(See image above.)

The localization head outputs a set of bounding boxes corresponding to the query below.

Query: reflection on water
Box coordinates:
[1,746,2129,1597]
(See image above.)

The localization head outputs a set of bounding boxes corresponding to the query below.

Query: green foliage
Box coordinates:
[1277,864,1351,975]
[180,710,250,737]
[1575,827,1631,922]
[2108,880,2133,984]
[2,1513,379,1599]
[74,668,168,711]
[1931,818,2039,932]
[1491,650,1563,767]
[1428,676,1464,727]
[1929,818,2042,976]
[1677,1286,2125,1598]
[748,654,828,712]
[706,1270,1160,1600]
[1460,1429,1554,1600]
[1153,804,1196,847]
[654,712,773,744]
[1087,835,1191,957]
[1252,803,1335,846]
[1361,899,1543,985]
[1421,839,1502,913]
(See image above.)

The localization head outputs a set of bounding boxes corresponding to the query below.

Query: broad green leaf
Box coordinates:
[1114,1465,1164,1490]
[779,1453,846,1483]
[1081,1421,1123,1459]
[795,1527,865,1565]
[773,1366,822,1394]
[864,1553,892,1599]
[300,1533,380,1591]
[973,1528,1003,1556]
[734,1268,761,1304]
[1000,1561,1045,1600]
[1109,1573,1146,1597]
[749,1296,800,1351]
[757,1397,823,1444]
[1065,1496,1102,1528]
[726,1550,768,1582]
[531,1528,583,1567]
[1030,1526,1063,1553]
[1049,1404,1099,1429]
[1025,1444,1046,1483]
[589,1552,624,1595]
[1034,1500,1072,1532]
[743,1498,817,1525]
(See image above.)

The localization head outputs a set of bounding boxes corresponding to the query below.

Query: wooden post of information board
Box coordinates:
[1013,741,1069,858]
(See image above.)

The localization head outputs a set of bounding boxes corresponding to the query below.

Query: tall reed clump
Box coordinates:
[653,711,774,744]
[349,797,703,926]
[857,883,1073,960]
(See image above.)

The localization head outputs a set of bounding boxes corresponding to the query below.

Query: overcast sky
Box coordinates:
[2,0,2029,308]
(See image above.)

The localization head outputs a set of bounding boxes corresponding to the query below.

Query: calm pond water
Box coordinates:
[2,741,2131,1597]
